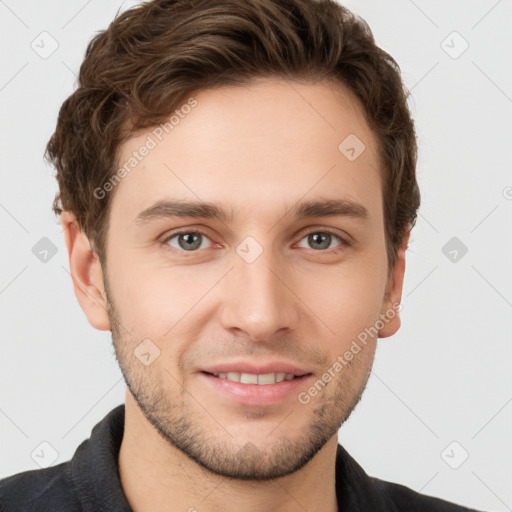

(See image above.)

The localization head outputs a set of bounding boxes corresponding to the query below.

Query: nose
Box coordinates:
[219,245,300,342]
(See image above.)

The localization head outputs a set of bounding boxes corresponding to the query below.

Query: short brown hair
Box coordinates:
[46,0,420,272]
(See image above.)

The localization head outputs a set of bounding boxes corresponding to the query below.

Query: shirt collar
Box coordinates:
[335,442,398,511]
[70,404,132,512]
[70,404,397,512]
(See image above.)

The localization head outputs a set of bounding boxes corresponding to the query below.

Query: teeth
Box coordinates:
[240,373,258,384]
[212,372,296,384]
[257,373,276,385]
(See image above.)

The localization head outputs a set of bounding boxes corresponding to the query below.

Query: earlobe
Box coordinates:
[60,211,111,331]
[378,230,410,339]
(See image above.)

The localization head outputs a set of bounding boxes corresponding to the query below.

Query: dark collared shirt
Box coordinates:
[0,404,483,511]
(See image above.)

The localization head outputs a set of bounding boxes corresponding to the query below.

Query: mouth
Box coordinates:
[198,367,313,407]
[203,371,302,385]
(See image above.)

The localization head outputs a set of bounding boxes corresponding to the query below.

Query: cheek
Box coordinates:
[108,232,388,346]
[108,257,214,335]
[302,258,387,345]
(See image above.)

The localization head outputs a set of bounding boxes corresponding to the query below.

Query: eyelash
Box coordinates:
[161,228,350,255]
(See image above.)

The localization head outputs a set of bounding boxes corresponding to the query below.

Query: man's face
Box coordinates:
[100,78,399,479]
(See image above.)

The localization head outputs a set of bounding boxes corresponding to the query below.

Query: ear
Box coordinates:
[378,229,410,339]
[60,211,111,331]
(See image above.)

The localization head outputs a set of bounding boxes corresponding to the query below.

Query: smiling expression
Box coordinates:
[96,77,404,479]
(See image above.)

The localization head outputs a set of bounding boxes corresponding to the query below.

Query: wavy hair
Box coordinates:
[46,0,420,272]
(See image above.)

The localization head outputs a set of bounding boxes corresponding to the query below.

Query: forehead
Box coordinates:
[110,78,382,226]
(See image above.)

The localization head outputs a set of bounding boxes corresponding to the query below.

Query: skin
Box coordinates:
[61,78,408,512]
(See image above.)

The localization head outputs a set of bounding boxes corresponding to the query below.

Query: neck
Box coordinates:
[118,392,339,512]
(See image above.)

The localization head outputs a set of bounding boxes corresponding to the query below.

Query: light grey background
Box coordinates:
[1,1,511,510]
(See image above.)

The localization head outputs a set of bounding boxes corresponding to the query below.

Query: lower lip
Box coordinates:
[198,372,312,406]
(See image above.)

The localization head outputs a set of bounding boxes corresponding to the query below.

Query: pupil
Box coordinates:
[309,233,330,250]
[179,233,201,250]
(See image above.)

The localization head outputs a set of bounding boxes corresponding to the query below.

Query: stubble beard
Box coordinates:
[105,283,374,481]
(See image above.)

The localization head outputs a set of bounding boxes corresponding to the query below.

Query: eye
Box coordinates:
[296,230,346,252]
[162,228,348,254]
[164,231,213,252]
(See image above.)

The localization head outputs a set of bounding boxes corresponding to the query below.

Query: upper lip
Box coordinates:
[200,360,312,377]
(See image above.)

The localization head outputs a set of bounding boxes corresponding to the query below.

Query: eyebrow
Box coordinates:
[134,198,370,225]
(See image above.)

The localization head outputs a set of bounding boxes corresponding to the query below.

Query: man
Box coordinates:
[0,0,484,510]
